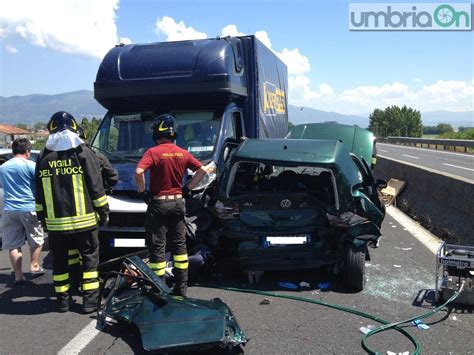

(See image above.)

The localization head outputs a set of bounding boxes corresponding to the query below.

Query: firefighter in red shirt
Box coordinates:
[135,114,207,297]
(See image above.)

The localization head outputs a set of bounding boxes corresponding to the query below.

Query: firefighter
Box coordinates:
[67,127,118,293]
[135,113,207,297]
[35,111,109,313]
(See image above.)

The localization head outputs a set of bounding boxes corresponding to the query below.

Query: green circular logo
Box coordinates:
[434,4,456,27]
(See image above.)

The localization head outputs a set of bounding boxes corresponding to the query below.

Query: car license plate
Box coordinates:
[265,234,310,246]
[113,238,146,248]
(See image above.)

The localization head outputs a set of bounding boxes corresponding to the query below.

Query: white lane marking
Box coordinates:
[386,206,441,255]
[58,320,100,355]
[402,154,419,159]
[378,143,474,158]
[379,149,389,153]
[443,163,474,172]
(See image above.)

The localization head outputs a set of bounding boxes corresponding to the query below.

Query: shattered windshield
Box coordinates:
[91,111,221,162]
[228,161,338,206]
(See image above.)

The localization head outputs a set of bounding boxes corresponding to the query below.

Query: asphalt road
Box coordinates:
[377,143,474,181]
[1,210,473,354]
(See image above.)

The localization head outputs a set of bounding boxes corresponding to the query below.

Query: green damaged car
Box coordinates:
[214,138,386,291]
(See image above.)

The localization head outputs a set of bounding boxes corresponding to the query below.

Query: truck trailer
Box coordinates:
[92,35,288,256]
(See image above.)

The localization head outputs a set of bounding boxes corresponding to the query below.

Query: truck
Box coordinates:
[91,36,288,257]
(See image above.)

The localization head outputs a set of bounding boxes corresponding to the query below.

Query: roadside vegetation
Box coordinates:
[368,105,422,137]
[423,123,474,140]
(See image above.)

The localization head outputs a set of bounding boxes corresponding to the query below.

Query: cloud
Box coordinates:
[324,80,473,114]
[119,37,132,45]
[340,82,411,104]
[418,80,474,111]
[255,30,272,49]
[150,19,473,114]
[289,75,335,104]
[248,29,310,77]
[221,24,245,37]
[156,16,207,41]
[277,48,311,76]
[0,0,128,58]
[5,45,18,54]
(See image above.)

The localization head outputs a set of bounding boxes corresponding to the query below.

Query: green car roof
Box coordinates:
[286,123,375,166]
[234,138,347,165]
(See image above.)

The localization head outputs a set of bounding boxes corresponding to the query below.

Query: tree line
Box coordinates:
[368,105,473,140]
[368,105,423,137]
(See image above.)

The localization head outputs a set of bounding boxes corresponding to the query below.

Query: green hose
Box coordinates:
[199,283,463,355]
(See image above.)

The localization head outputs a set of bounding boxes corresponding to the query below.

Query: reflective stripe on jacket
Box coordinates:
[35,144,109,234]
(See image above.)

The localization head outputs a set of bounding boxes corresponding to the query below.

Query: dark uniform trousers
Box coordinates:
[145,198,189,296]
[49,228,100,307]
[68,249,82,293]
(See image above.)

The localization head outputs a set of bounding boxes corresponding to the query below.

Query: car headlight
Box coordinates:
[191,161,217,191]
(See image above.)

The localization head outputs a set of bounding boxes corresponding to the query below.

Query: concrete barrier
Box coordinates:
[375,156,474,245]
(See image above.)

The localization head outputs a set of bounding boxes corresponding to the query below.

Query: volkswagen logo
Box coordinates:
[280,199,291,209]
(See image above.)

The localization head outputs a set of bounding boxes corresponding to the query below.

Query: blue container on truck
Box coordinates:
[92,35,288,256]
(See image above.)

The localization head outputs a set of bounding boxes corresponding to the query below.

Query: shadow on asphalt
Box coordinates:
[207,262,357,295]
[0,273,56,315]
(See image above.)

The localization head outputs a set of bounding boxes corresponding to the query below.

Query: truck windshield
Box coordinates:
[92,111,222,162]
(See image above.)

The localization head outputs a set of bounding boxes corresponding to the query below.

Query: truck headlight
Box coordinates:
[191,161,217,191]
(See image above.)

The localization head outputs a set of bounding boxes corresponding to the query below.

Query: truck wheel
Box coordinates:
[343,244,366,292]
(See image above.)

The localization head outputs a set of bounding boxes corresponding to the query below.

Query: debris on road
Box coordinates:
[380,178,406,206]
[98,256,247,352]
[318,282,331,290]
[393,265,402,268]
[395,247,412,251]
[412,319,430,330]
[278,282,298,290]
[299,281,310,288]
[359,324,375,334]
[259,298,271,305]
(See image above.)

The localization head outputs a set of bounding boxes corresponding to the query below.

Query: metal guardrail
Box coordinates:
[379,137,474,152]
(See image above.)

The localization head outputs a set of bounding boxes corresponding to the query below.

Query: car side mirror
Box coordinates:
[376,179,387,189]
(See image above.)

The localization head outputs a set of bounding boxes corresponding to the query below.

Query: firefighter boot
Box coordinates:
[57,293,73,313]
[82,286,99,314]
[172,268,188,297]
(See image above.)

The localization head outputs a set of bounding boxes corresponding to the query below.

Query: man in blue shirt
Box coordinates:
[0,138,44,284]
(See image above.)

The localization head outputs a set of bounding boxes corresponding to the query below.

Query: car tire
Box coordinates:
[343,244,366,292]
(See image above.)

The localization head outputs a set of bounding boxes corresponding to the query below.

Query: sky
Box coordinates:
[0,0,473,114]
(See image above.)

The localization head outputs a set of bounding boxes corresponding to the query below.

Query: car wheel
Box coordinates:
[343,244,366,292]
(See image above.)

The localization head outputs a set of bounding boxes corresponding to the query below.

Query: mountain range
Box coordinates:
[0,90,472,128]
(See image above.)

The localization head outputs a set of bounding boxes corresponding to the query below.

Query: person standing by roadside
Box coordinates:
[135,114,207,297]
[0,138,44,284]
[35,111,109,313]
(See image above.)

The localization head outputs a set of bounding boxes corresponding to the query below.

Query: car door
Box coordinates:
[351,154,386,226]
